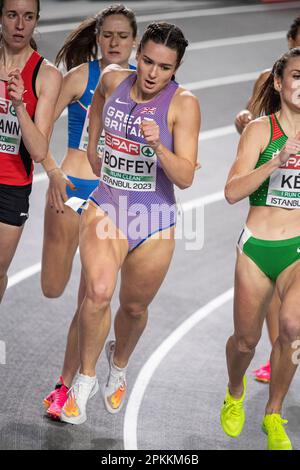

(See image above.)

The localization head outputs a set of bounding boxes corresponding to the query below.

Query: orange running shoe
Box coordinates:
[60,374,99,425]
[102,340,127,414]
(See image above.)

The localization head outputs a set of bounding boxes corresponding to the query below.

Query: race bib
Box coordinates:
[78,105,105,154]
[267,154,300,208]
[101,132,157,191]
[0,96,21,155]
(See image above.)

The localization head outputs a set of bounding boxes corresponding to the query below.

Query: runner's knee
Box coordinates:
[85,279,113,309]
[233,333,260,354]
[279,316,300,344]
[120,302,147,320]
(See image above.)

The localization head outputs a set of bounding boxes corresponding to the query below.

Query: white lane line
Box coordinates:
[184,71,260,91]
[38,2,300,34]
[200,125,236,141]
[7,263,41,290]
[123,288,233,450]
[32,124,237,185]
[181,191,224,212]
[137,2,300,20]
[188,31,285,51]
[33,173,48,183]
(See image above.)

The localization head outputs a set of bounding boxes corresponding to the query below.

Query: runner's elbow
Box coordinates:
[224,185,239,204]
[31,148,48,163]
[177,177,193,190]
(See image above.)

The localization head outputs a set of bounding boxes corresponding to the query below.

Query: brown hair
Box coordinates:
[253,47,300,116]
[287,16,300,41]
[0,0,40,50]
[55,4,137,71]
[138,22,189,69]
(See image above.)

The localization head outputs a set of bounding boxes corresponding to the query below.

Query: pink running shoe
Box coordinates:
[252,360,271,383]
[45,377,69,420]
[43,389,56,410]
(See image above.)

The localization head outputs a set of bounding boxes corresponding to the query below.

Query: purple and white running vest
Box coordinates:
[89,73,178,251]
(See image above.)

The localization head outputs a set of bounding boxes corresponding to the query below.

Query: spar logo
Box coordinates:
[0,97,9,115]
[141,146,155,158]
[106,132,140,156]
[281,155,300,169]
[0,98,17,116]
[10,105,17,117]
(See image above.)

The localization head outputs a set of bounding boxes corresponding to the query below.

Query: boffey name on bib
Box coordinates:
[267,154,300,208]
[79,105,105,155]
[101,132,157,191]
[0,97,21,155]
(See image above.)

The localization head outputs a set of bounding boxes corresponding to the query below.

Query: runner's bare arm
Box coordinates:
[234,70,271,134]
[41,64,88,170]
[225,118,285,204]
[141,91,200,190]
[15,62,62,163]
[40,65,86,209]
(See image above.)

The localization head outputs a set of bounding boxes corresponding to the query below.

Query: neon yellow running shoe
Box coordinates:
[262,414,293,450]
[220,376,246,438]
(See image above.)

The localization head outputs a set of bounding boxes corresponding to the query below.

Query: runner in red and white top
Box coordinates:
[0,0,62,303]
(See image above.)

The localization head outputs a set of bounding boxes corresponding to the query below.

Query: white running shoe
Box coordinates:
[103,340,127,414]
[61,373,99,425]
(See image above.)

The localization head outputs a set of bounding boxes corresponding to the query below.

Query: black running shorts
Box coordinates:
[0,183,32,227]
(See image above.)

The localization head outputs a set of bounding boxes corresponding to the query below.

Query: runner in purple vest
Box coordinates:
[60,22,201,425]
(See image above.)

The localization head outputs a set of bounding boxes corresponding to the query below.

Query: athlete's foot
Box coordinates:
[252,360,271,383]
[262,414,292,450]
[61,373,99,425]
[45,377,69,420]
[103,340,127,414]
[43,390,56,410]
[220,376,246,438]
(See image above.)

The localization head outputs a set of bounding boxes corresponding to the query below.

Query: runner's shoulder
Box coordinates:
[39,58,62,82]
[62,62,89,85]
[36,59,62,94]
[172,86,200,114]
[246,115,270,132]
[241,116,270,148]
[259,68,272,81]
[101,66,134,93]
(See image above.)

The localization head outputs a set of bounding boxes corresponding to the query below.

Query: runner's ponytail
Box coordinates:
[55,4,137,71]
[253,47,300,116]
[55,17,98,71]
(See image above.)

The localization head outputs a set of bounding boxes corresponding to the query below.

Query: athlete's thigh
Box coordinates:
[119,228,175,308]
[79,202,128,287]
[268,287,281,315]
[234,250,274,339]
[42,203,79,277]
[0,222,24,274]
[276,260,300,325]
